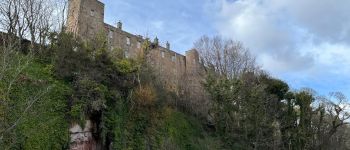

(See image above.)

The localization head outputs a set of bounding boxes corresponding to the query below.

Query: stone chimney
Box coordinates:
[117,20,122,30]
[153,37,159,46]
[166,41,170,49]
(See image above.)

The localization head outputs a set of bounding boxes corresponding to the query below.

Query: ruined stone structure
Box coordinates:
[67,0,206,149]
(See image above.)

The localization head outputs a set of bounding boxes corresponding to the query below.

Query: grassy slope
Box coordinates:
[4,61,70,149]
[160,108,222,150]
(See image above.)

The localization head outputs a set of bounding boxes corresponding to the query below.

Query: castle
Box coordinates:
[67,0,205,99]
[67,1,208,149]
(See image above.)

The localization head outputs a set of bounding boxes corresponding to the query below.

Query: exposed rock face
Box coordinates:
[70,120,98,150]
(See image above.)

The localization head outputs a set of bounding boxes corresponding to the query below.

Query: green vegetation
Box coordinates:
[0,32,221,149]
[0,56,70,149]
[0,32,349,150]
[196,35,350,150]
[0,0,349,148]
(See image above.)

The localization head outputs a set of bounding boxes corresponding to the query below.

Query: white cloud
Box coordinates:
[302,43,350,75]
[210,0,313,73]
[209,0,350,74]
[206,0,350,96]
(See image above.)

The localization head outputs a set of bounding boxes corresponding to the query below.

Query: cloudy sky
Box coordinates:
[101,0,350,97]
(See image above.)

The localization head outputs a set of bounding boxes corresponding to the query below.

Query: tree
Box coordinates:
[196,36,280,149]
[194,35,258,79]
[0,0,67,51]
[314,92,350,149]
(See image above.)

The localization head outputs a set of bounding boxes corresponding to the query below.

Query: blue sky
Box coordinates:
[101,0,350,98]
[101,0,217,52]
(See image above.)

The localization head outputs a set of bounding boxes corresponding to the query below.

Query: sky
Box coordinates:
[101,0,350,98]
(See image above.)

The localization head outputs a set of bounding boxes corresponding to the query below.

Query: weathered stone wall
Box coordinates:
[104,23,189,92]
[104,23,144,59]
[67,0,104,40]
[67,0,81,35]
[185,50,209,116]
[148,46,187,93]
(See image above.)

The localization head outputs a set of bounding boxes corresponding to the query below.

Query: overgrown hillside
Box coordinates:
[0,33,222,149]
[1,32,350,150]
[0,58,70,149]
[0,56,220,149]
[1,0,349,149]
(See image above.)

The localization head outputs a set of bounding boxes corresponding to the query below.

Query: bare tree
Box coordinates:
[0,0,20,35]
[313,92,350,149]
[53,0,68,31]
[23,0,47,48]
[0,0,67,49]
[194,35,259,79]
[322,92,350,147]
[0,0,27,48]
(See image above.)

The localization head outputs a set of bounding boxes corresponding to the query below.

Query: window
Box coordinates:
[125,50,129,58]
[161,51,165,58]
[137,41,141,49]
[90,10,95,16]
[126,37,130,45]
[108,30,113,39]
[171,55,176,62]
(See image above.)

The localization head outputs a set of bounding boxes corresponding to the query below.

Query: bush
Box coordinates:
[132,85,157,108]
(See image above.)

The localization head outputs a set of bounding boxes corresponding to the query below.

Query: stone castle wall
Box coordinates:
[67,0,105,39]
[67,0,201,93]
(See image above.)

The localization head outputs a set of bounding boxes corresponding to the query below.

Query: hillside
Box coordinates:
[0,33,224,149]
[0,30,349,149]
[0,58,220,149]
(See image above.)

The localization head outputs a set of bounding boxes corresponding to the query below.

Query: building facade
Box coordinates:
[67,0,203,92]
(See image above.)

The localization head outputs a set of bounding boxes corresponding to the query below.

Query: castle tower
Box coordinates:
[185,49,200,75]
[185,49,209,115]
[67,0,105,40]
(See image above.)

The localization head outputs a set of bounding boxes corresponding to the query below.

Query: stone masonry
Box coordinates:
[67,0,203,93]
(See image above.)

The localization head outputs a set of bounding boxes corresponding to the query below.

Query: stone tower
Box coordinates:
[185,49,208,116]
[67,0,105,40]
[185,49,200,75]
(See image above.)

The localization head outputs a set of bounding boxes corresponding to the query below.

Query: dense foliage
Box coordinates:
[198,36,350,150]
[0,32,349,150]
[0,32,222,149]
[205,72,350,149]
[0,46,70,149]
